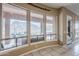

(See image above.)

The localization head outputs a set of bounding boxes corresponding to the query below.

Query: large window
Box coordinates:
[30,12,44,43]
[1,4,27,50]
[0,4,58,51]
[46,15,56,41]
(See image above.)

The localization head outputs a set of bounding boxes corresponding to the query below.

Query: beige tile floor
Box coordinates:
[24,40,79,56]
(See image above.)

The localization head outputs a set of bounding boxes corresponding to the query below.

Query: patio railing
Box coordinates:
[0,34,57,51]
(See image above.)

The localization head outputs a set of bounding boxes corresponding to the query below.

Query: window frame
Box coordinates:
[1,3,28,51]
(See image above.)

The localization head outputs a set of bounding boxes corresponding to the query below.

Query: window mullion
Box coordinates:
[27,10,31,45]
[43,14,46,41]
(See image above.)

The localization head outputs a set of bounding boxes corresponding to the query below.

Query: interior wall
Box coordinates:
[74,16,79,40]
[59,7,78,44]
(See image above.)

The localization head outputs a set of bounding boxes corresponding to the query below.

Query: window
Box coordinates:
[75,20,79,39]
[46,15,56,41]
[30,12,44,43]
[1,4,27,50]
[0,4,58,51]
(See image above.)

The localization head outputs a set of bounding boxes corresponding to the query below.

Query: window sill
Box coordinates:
[30,41,46,45]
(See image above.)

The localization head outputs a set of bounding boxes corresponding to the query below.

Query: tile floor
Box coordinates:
[23,39,79,56]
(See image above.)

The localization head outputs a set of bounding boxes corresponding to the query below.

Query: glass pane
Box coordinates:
[46,16,53,34]
[75,20,79,39]
[46,24,53,34]
[46,34,56,41]
[1,39,16,49]
[46,16,56,41]
[1,4,27,50]
[17,37,27,46]
[30,12,44,43]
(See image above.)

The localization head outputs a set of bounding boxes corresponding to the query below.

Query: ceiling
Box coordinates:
[3,4,26,16]
[41,3,79,16]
